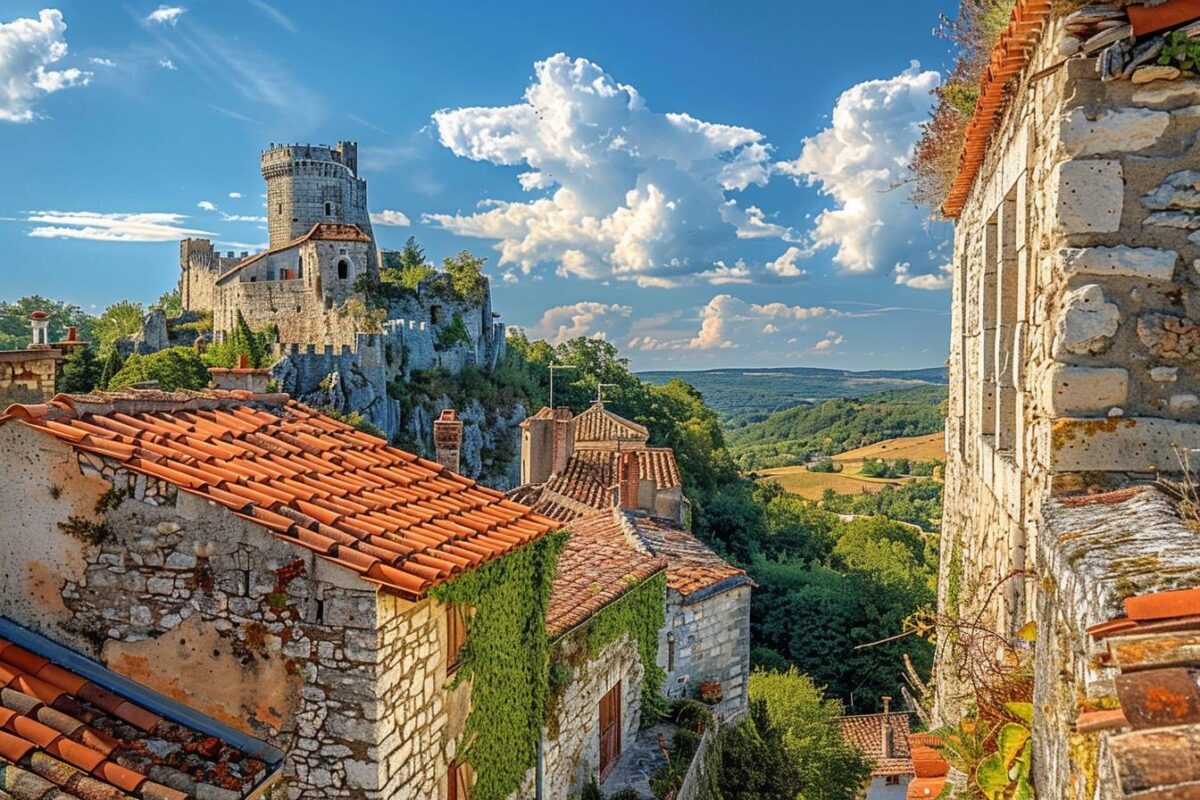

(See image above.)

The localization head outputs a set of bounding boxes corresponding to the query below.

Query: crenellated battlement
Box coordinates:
[261,141,359,179]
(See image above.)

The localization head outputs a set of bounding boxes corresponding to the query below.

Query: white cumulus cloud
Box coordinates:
[811,330,845,353]
[23,210,214,242]
[0,9,91,123]
[765,246,807,278]
[146,6,186,26]
[370,209,411,227]
[777,62,952,286]
[88,57,115,67]
[625,294,851,352]
[894,261,952,290]
[197,200,216,211]
[531,302,633,345]
[425,53,781,287]
[228,191,242,199]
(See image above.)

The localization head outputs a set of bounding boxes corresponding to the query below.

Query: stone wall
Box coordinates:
[659,584,750,721]
[0,349,59,406]
[261,142,372,250]
[939,11,1200,721]
[515,633,644,799]
[0,423,455,799]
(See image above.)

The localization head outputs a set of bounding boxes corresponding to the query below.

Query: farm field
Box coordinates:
[758,432,945,500]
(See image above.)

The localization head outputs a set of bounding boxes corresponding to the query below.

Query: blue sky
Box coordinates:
[0,0,959,370]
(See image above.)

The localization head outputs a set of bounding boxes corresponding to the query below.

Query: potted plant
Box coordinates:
[697,679,723,705]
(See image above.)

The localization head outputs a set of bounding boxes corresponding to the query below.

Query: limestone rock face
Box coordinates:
[1056,159,1124,233]
[1054,284,1121,356]
[1059,246,1177,282]
[1060,107,1169,156]
[1048,365,1129,415]
[1142,169,1200,212]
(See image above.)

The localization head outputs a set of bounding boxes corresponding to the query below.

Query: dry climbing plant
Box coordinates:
[907,571,1036,799]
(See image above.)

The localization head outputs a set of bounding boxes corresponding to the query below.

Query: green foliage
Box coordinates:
[727,386,947,470]
[651,729,702,799]
[175,311,214,337]
[431,532,567,800]
[436,312,474,351]
[710,699,801,800]
[938,713,1035,800]
[204,310,274,369]
[807,458,839,474]
[1160,30,1200,72]
[585,572,668,723]
[379,236,437,295]
[97,349,124,391]
[107,347,210,391]
[820,480,943,532]
[58,347,101,393]
[942,80,981,115]
[151,289,182,318]
[0,296,95,350]
[442,250,488,304]
[93,301,145,355]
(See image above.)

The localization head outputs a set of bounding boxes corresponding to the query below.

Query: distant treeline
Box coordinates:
[729,386,948,470]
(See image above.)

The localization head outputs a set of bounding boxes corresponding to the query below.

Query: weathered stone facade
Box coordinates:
[0,348,60,406]
[939,5,1200,798]
[659,583,751,721]
[0,420,467,798]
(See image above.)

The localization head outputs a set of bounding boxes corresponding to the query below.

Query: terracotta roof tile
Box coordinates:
[0,625,273,798]
[837,712,914,777]
[573,402,650,445]
[546,510,667,636]
[942,1,1054,218]
[1,390,559,599]
[509,448,683,523]
[216,223,372,282]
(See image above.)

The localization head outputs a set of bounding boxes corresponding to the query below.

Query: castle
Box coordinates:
[176,142,512,477]
[938,2,1200,797]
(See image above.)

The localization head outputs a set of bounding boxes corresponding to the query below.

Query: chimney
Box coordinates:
[619,450,641,510]
[28,311,50,349]
[881,696,893,759]
[551,406,574,474]
[434,409,464,474]
[208,355,271,394]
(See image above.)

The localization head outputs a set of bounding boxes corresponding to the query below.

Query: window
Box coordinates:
[599,682,622,780]
[886,776,901,786]
[337,259,350,280]
[277,203,282,215]
[325,202,332,216]
[447,604,468,674]
[447,760,472,800]
[431,305,443,324]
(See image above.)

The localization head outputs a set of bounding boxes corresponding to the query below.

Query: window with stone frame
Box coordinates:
[994,180,1023,453]
[446,603,468,675]
[885,775,901,786]
[337,259,350,280]
[981,211,999,440]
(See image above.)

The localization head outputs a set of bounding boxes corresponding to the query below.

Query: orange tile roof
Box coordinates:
[942,0,1054,218]
[626,515,747,597]
[546,510,667,636]
[573,402,650,445]
[0,630,273,798]
[1,390,559,599]
[217,223,372,281]
[837,712,914,777]
[510,448,683,523]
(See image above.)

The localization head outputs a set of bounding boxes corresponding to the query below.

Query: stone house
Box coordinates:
[937,1,1200,796]
[511,403,751,721]
[0,312,89,407]
[0,385,560,798]
[836,699,914,800]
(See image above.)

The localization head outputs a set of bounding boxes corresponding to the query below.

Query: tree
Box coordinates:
[748,669,872,800]
[93,301,145,355]
[0,296,94,350]
[203,312,274,368]
[58,347,101,393]
[97,349,124,390]
[713,699,801,800]
[152,289,182,318]
[107,347,210,391]
[442,250,488,303]
[380,236,436,293]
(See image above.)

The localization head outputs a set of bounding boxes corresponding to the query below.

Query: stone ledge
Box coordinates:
[1051,417,1200,473]
[1059,246,1178,283]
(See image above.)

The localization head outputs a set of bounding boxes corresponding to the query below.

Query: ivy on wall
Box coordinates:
[584,572,669,723]
[431,532,567,800]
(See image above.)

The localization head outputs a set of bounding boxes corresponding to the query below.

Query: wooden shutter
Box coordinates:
[447,604,468,674]
[448,760,471,800]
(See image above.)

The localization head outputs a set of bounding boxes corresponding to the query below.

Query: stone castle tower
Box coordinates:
[938,2,1200,796]
[261,141,373,249]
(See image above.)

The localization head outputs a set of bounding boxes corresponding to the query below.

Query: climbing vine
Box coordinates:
[585,572,669,723]
[430,531,567,800]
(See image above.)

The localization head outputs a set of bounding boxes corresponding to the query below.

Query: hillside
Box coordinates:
[638,366,947,426]
[758,433,945,500]
[728,385,948,470]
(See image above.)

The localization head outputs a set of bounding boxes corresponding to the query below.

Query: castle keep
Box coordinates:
[939,2,1200,796]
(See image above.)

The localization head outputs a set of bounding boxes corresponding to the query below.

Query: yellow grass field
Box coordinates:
[757,432,945,500]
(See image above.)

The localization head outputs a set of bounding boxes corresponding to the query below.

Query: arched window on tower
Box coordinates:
[338,259,350,280]
[325,202,332,216]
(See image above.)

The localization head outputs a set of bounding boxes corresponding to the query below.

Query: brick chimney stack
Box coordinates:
[551,407,573,475]
[619,450,640,510]
[434,409,464,475]
[881,696,893,758]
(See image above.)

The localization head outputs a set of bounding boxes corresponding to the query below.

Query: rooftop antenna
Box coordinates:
[548,364,578,409]
[596,383,619,404]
